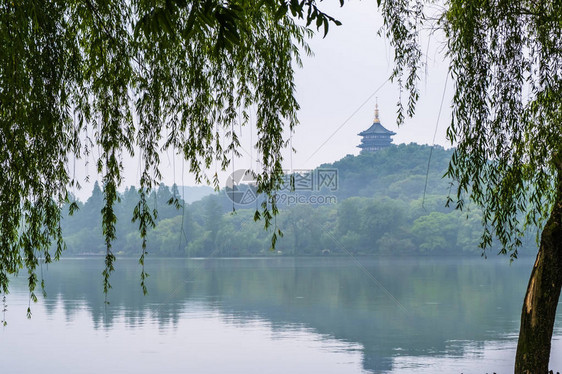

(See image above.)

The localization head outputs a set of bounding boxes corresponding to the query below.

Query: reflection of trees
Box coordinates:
[26,258,540,373]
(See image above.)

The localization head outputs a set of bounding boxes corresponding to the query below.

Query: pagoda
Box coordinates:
[357,103,395,153]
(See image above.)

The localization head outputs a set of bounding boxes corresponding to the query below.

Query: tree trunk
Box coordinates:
[515,182,562,373]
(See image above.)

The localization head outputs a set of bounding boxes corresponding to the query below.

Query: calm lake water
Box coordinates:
[1,257,561,373]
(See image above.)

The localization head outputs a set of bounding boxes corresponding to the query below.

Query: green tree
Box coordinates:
[0,0,341,305]
[359,197,407,250]
[381,0,562,371]
[411,212,458,254]
[202,197,224,255]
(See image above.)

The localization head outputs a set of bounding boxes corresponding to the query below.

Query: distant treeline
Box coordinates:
[60,144,538,257]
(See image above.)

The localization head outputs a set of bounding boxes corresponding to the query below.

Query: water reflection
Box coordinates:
[4,257,560,373]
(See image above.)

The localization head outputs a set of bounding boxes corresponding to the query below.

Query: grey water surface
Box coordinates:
[1,257,561,373]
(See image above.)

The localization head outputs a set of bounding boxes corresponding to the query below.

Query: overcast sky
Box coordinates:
[289,1,452,168]
[73,1,453,201]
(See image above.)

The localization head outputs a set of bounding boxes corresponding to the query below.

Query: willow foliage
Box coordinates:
[381,0,562,257]
[0,0,344,307]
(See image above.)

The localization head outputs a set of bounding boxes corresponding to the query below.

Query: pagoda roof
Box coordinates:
[358,121,396,136]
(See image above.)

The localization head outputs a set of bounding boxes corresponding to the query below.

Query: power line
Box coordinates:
[304,78,390,164]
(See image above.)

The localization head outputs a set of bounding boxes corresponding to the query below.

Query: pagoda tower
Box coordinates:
[357,103,396,153]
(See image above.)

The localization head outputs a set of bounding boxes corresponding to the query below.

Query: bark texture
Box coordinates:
[515,171,562,374]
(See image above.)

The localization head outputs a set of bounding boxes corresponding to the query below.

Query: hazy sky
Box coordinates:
[289,1,452,169]
[72,1,453,201]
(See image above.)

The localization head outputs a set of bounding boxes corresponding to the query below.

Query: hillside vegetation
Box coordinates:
[60,144,538,257]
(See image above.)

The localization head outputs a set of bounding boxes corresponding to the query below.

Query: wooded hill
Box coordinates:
[60,143,538,257]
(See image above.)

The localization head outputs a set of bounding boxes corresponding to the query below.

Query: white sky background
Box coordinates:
[290,0,452,169]
[72,0,453,201]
